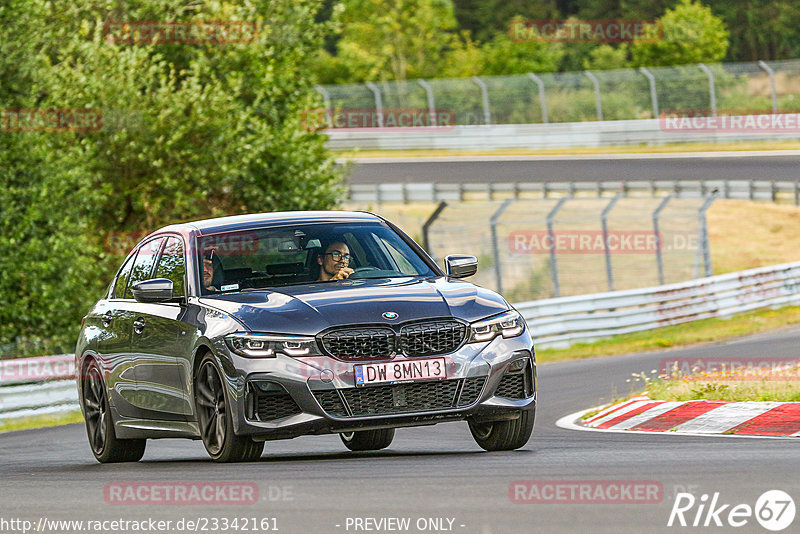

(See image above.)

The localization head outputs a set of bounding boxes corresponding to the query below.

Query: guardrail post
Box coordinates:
[364,82,384,128]
[758,60,778,113]
[698,63,717,117]
[653,195,673,286]
[695,192,718,278]
[422,201,447,258]
[490,199,515,294]
[547,197,569,297]
[417,79,437,126]
[472,76,492,125]
[314,85,332,126]
[527,73,549,123]
[602,194,623,291]
[639,67,659,118]
[584,71,603,121]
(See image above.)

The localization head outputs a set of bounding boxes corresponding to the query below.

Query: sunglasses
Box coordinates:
[325,251,351,262]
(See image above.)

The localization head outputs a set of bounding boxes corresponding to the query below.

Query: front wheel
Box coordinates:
[340,428,395,451]
[195,354,264,462]
[468,409,534,451]
[81,360,146,463]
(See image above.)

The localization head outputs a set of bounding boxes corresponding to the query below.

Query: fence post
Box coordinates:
[639,67,659,118]
[472,76,492,125]
[490,199,515,294]
[584,71,603,121]
[698,63,717,117]
[653,195,673,286]
[527,73,549,123]
[602,194,623,292]
[364,82,384,128]
[422,201,447,259]
[547,197,569,297]
[757,60,778,113]
[314,85,332,126]
[695,192,718,278]
[417,79,437,126]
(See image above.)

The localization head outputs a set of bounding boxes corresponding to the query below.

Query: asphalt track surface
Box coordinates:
[345,153,800,184]
[2,327,799,534]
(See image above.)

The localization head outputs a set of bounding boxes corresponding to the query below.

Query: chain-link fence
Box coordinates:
[397,197,715,301]
[317,59,800,126]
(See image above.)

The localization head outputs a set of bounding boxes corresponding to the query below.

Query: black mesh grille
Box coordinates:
[399,320,467,357]
[320,327,395,361]
[341,380,460,416]
[457,377,486,406]
[313,390,348,417]
[495,373,526,399]
[255,390,302,421]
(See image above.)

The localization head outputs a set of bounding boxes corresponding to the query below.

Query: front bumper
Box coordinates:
[215,331,536,440]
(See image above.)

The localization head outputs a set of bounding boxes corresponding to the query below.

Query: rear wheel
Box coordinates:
[81,360,146,463]
[340,428,395,451]
[195,354,264,462]
[468,409,534,451]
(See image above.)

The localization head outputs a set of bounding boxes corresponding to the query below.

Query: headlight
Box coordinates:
[468,310,525,343]
[225,333,322,358]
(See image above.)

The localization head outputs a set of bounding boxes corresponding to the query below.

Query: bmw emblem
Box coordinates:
[382,311,399,320]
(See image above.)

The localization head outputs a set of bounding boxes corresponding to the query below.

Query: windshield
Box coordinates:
[196,221,436,294]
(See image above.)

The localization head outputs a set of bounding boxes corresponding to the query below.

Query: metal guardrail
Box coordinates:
[517,261,800,348]
[3,262,800,419]
[348,180,800,205]
[325,119,800,150]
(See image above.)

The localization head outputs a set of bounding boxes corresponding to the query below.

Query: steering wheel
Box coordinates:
[347,266,380,279]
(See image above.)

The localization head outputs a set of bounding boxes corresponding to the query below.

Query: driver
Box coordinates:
[202,248,219,293]
[317,241,354,281]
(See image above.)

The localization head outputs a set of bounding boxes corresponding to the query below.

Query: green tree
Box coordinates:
[1,0,344,355]
[336,0,459,81]
[705,0,800,61]
[631,0,729,67]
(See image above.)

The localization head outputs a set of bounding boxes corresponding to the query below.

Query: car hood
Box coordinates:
[198,277,509,335]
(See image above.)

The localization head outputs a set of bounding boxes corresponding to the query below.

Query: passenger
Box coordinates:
[317,241,354,281]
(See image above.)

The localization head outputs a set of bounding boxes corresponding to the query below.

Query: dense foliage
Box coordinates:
[1,0,344,355]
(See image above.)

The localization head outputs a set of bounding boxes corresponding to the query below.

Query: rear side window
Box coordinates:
[124,237,165,299]
[154,237,186,297]
[113,253,137,299]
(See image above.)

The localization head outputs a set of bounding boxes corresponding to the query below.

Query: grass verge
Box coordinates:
[0,410,83,434]
[537,305,800,364]
[645,379,800,403]
[335,140,800,159]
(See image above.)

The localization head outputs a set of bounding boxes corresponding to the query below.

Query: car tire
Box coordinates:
[468,409,534,451]
[81,359,146,463]
[195,354,264,463]
[340,428,395,451]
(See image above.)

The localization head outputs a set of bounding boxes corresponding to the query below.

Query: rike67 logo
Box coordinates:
[668,490,795,531]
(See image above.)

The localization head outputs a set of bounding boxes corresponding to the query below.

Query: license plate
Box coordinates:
[355,358,446,386]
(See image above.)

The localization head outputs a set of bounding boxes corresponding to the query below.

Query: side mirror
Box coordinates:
[445,254,478,278]
[131,278,175,303]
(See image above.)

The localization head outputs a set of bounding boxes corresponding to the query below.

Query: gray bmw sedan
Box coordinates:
[76,211,536,462]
